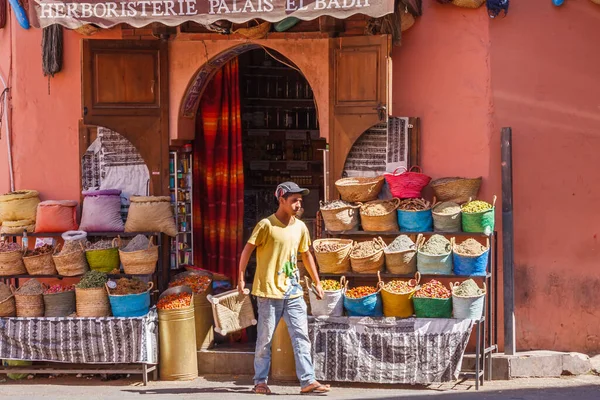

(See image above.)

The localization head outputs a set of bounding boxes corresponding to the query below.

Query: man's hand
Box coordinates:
[238,279,246,295]
[314,282,325,300]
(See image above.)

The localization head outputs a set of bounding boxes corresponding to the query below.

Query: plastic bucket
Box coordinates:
[108,288,151,317]
[343,291,383,317]
[453,249,489,276]
[452,293,485,320]
[397,209,433,232]
[413,297,452,318]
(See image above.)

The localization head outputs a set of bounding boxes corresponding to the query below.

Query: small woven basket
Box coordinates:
[0,247,26,275]
[313,238,353,274]
[23,250,57,275]
[350,237,386,274]
[360,198,400,232]
[335,176,385,203]
[400,9,415,32]
[451,0,485,8]
[320,201,361,232]
[12,284,45,317]
[384,234,421,275]
[207,289,257,336]
[75,287,111,317]
[116,236,159,275]
[234,21,271,39]
[53,243,89,277]
[431,177,482,205]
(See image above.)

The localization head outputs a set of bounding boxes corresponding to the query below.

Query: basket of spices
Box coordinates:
[0,241,25,276]
[319,200,361,232]
[381,271,421,318]
[305,276,345,317]
[116,235,159,275]
[432,200,462,233]
[335,176,385,203]
[360,198,400,232]
[53,241,88,277]
[461,196,496,235]
[23,244,57,275]
[343,280,383,317]
[417,234,454,275]
[313,238,353,274]
[43,284,76,317]
[12,279,45,317]
[106,277,153,317]
[451,279,486,320]
[453,238,490,276]
[0,282,16,317]
[75,270,111,317]
[384,166,431,199]
[397,198,433,232]
[349,237,386,274]
[384,234,421,275]
[413,279,453,318]
[85,240,120,273]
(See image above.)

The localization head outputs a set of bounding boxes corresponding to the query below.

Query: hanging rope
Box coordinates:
[42,24,63,78]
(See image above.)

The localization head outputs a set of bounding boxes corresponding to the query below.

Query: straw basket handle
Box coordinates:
[375,237,387,249]
[411,271,421,286]
[377,270,383,288]
[112,237,122,249]
[492,195,497,208]
[339,276,346,288]
[391,198,401,210]
[409,165,423,173]
[10,284,16,295]
[53,244,62,255]
[392,166,408,176]
[147,281,154,292]
[148,236,155,249]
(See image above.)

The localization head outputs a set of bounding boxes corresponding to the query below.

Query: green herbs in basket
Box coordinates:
[414,280,451,299]
[76,270,108,289]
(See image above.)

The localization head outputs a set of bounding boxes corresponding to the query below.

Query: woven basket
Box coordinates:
[432,201,462,232]
[207,288,257,336]
[234,21,271,39]
[431,177,482,205]
[384,234,421,275]
[44,290,76,317]
[86,246,120,273]
[53,243,88,277]
[76,287,111,317]
[360,198,400,232]
[384,166,431,199]
[1,219,35,234]
[23,250,57,275]
[74,24,100,36]
[451,0,485,8]
[320,201,361,232]
[0,247,26,275]
[400,9,415,32]
[335,176,385,203]
[350,237,386,274]
[12,284,45,317]
[116,236,159,275]
[313,238,353,274]
[0,283,15,317]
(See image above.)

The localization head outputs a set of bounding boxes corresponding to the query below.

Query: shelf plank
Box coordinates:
[325,230,495,237]
[0,231,161,238]
[318,272,491,279]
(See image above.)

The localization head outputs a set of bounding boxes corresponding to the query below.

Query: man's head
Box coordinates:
[275,182,310,217]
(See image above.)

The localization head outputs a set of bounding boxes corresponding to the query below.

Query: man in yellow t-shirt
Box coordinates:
[238,182,331,395]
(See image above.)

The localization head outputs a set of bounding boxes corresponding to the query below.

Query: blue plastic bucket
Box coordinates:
[452,293,485,320]
[397,209,433,232]
[343,291,383,317]
[108,291,150,317]
[453,249,489,276]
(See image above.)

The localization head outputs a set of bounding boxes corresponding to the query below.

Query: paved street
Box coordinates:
[0,374,599,399]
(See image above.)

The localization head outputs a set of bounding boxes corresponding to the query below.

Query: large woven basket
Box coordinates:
[207,289,257,336]
[431,177,482,205]
[360,198,401,232]
[23,250,57,275]
[53,243,88,276]
[313,238,353,274]
[335,176,385,203]
[350,237,386,274]
[0,248,26,275]
[384,234,421,275]
[451,0,485,8]
[320,201,361,232]
[432,201,462,232]
[44,290,76,317]
[12,284,45,317]
[76,287,111,317]
[116,236,159,275]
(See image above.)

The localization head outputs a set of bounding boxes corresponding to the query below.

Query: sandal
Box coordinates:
[252,383,272,395]
[300,382,331,394]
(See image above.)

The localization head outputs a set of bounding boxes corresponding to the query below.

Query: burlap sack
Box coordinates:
[125,196,177,237]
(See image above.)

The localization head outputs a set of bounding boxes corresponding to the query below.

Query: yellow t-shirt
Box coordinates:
[248,214,311,299]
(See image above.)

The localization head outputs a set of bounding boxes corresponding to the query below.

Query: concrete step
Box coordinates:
[197,344,255,376]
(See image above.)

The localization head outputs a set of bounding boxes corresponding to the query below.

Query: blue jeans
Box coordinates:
[253,296,316,388]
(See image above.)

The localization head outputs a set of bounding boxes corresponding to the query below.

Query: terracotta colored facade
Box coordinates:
[0,1,599,353]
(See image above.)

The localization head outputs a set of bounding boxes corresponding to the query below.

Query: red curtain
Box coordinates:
[193,58,244,283]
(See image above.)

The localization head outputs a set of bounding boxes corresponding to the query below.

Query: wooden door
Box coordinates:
[329,35,391,197]
[81,40,169,195]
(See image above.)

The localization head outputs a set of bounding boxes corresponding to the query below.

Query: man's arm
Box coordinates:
[238,243,256,294]
[301,250,324,299]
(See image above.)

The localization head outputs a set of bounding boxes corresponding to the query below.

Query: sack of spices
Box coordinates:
[43,284,76,317]
[343,280,383,317]
[125,196,177,237]
[1,219,36,234]
[349,237,386,274]
[79,190,124,232]
[313,238,353,274]
[0,282,16,317]
[305,276,345,317]
[107,278,153,317]
[417,235,453,275]
[412,279,452,318]
[451,279,486,320]
[35,200,79,233]
[12,279,45,317]
[75,270,111,317]
[0,190,40,223]
[319,200,361,232]
[0,241,25,276]
[397,198,433,232]
[380,271,421,318]
[461,196,496,235]
[359,198,400,232]
[452,238,489,276]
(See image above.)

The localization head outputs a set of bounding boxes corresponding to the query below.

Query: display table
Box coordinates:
[308,316,473,385]
[0,309,158,384]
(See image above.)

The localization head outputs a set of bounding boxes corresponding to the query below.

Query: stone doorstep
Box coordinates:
[197,348,594,381]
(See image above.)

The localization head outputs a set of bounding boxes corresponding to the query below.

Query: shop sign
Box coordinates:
[30,0,394,29]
